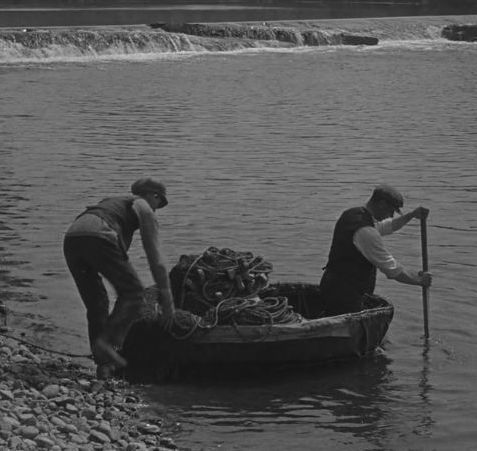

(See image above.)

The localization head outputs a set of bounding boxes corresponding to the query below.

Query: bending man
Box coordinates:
[63,177,175,378]
[320,184,432,316]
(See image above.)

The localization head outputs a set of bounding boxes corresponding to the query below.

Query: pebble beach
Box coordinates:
[0,335,178,451]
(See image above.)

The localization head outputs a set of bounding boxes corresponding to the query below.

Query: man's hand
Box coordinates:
[418,271,432,288]
[413,206,430,220]
[395,269,432,287]
[158,288,175,331]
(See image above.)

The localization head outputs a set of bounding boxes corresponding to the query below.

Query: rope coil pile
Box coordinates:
[170,246,273,315]
[167,247,303,340]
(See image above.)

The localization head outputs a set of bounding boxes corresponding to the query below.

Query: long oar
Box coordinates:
[420,215,430,338]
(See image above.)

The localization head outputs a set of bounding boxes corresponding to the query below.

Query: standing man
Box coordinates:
[320,184,432,316]
[63,177,175,378]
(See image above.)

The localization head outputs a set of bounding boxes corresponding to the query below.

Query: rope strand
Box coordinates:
[0,331,93,359]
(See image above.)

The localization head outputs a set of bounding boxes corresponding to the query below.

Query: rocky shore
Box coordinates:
[0,335,178,451]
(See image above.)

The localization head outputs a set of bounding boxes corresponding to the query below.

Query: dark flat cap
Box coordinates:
[131,177,168,207]
[372,184,403,213]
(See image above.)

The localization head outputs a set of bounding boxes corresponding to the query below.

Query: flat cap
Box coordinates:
[131,177,168,207]
[372,184,403,213]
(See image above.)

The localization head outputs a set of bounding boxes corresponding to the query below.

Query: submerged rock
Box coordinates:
[442,24,477,42]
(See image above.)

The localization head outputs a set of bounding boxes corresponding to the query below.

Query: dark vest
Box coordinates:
[79,196,139,253]
[324,206,377,295]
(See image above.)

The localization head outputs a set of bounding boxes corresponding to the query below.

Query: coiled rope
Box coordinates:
[169,296,303,341]
[172,247,273,313]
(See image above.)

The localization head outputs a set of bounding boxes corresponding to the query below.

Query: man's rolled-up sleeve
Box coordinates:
[354,226,403,279]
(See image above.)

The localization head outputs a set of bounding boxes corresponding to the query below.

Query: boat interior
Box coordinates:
[260,282,390,320]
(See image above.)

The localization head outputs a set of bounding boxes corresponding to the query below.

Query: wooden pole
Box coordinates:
[420,216,430,338]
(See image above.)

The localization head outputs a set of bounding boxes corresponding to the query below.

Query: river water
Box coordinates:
[1,14,477,451]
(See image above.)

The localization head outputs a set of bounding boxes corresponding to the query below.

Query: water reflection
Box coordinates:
[413,340,434,438]
[143,353,427,450]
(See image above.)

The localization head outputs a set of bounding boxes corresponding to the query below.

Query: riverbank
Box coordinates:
[2,0,477,28]
[0,334,178,451]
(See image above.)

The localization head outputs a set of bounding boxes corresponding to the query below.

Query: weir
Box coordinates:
[1,15,476,62]
[156,22,379,46]
[0,25,378,61]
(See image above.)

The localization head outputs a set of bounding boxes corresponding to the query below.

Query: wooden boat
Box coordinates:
[121,282,393,380]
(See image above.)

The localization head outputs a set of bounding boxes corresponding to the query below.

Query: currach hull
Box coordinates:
[121,283,394,378]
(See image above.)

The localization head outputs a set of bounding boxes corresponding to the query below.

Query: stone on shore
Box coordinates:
[0,335,178,451]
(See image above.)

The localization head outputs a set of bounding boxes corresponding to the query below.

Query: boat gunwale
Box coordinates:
[178,300,394,344]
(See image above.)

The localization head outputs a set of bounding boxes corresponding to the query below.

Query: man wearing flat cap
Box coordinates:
[320,184,432,316]
[63,177,175,378]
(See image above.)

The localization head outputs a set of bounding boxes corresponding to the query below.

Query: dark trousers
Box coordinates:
[63,236,145,352]
[319,270,364,316]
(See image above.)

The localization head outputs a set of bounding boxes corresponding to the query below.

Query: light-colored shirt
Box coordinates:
[66,198,158,245]
[65,213,118,243]
[353,217,404,279]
